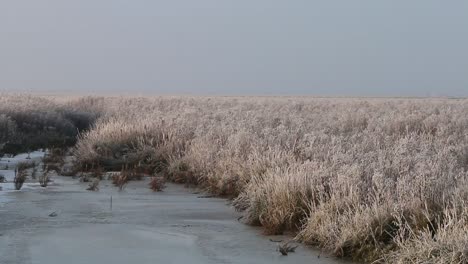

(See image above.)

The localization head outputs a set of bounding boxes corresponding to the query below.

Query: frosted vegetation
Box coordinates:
[0,95,100,155]
[2,95,468,263]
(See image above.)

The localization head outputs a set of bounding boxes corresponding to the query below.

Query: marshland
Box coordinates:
[1,94,467,263]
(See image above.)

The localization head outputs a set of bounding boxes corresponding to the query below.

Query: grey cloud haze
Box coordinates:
[1,1,467,96]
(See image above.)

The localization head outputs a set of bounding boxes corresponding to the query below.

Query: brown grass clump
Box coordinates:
[234,164,312,234]
[112,170,129,191]
[71,96,468,263]
[149,176,166,192]
[167,160,197,187]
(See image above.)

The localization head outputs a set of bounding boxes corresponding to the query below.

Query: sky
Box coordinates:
[1,1,467,96]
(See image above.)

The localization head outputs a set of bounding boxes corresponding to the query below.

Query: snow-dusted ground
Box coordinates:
[0,151,47,204]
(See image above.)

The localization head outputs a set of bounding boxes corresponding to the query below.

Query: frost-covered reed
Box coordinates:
[48,96,468,262]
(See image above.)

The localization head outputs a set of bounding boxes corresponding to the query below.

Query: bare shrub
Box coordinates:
[149,176,166,192]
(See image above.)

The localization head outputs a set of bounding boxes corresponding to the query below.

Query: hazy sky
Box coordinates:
[1,1,467,96]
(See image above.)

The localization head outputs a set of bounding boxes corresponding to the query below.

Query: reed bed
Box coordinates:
[4,95,468,263]
[73,97,468,262]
